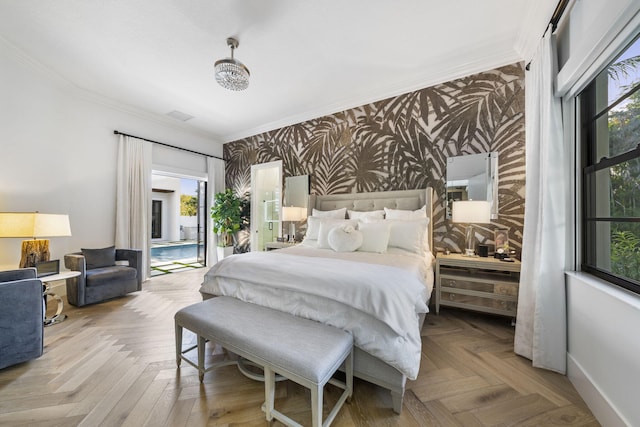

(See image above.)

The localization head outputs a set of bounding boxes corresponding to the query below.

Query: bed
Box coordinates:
[200,188,434,413]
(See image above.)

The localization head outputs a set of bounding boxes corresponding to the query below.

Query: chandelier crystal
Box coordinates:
[214,38,250,91]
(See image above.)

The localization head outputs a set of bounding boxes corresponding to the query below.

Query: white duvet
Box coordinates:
[199,245,433,380]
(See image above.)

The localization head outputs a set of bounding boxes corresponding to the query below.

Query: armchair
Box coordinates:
[64,247,142,307]
[0,268,44,369]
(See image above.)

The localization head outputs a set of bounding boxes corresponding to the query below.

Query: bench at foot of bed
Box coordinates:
[174,296,354,427]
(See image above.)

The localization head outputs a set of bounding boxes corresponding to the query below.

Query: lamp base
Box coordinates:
[463,248,476,257]
[19,239,50,268]
[288,223,296,243]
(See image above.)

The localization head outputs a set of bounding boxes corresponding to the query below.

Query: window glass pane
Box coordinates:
[594,222,640,283]
[594,158,640,217]
[601,37,640,107]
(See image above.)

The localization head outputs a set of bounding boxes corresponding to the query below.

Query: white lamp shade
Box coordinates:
[451,201,491,224]
[282,206,307,222]
[0,213,72,238]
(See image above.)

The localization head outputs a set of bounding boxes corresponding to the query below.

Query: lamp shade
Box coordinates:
[451,201,491,224]
[0,213,71,238]
[282,207,306,222]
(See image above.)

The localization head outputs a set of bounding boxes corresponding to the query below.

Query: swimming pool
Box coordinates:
[151,243,203,262]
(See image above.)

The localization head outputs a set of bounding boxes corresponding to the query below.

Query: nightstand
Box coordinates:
[264,241,297,251]
[435,253,521,317]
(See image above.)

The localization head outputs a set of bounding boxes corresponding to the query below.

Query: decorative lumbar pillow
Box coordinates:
[81,246,116,269]
[387,218,431,254]
[312,207,347,219]
[328,225,363,252]
[304,218,357,245]
[384,205,427,220]
[347,209,385,221]
[357,222,391,253]
[317,219,358,249]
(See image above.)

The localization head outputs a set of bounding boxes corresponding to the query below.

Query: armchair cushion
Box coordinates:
[81,246,116,269]
[86,266,137,287]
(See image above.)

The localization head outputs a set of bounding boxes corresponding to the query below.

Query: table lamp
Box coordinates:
[0,212,72,267]
[282,206,306,243]
[452,201,491,256]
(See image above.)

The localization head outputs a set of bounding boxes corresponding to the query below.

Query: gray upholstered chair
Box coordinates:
[0,268,44,369]
[64,247,142,307]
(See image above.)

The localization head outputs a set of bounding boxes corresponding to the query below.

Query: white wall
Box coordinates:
[556,1,640,426]
[0,39,223,271]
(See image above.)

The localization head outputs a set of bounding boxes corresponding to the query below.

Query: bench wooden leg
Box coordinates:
[264,366,275,422]
[197,334,206,382]
[175,321,182,367]
[311,384,322,427]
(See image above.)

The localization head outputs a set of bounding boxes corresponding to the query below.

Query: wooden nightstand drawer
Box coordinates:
[441,275,494,293]
[441,291,517,316]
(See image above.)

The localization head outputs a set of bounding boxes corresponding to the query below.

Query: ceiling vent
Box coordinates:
[167,110,194,122]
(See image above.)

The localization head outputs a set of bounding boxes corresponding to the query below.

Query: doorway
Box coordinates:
[251,161,283,252]
[150,173,206,275]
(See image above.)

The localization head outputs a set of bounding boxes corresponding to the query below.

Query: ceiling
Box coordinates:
[0,0,555,143]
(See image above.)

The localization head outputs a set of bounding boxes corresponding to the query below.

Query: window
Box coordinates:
[580,36,640,293]
[152,200,162,239]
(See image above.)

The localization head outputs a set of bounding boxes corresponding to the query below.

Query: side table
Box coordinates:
[40,271,80,326]
[435,253,521,318]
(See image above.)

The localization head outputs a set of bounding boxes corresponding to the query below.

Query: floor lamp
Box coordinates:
[452,201,491,256]
[0,213,72,268]
[282,207,306,243]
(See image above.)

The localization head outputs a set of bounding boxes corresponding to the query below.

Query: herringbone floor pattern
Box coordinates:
[0,268,599,426]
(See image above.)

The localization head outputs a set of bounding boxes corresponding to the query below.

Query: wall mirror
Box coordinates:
[446,152,498,219]
[284,175,310,208]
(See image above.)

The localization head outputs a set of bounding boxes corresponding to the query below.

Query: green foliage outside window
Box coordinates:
[180,195,198,216]
[607,59,640,282]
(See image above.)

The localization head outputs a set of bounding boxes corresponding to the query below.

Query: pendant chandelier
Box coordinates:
[214,37,250,91]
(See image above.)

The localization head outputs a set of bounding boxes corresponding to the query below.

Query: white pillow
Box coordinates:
[384,205,427,220]
[347,209,385,220]
[387,218,430,254]
[328,225,363,252]
[357,222,391,253]
[312,207,347,219]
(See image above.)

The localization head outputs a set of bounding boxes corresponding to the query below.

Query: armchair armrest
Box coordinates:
[64,253,87,306]
[64,253,86,274]
[0,267,37,281]
[0,276,44,369]
[116,249,143,288]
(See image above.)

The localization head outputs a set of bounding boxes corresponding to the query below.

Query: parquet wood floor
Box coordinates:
[0,268,599,426]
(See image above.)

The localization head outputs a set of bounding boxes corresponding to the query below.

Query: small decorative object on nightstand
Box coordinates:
[435,253,521,318]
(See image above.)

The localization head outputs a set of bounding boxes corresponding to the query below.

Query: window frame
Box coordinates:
[579,48,640,295]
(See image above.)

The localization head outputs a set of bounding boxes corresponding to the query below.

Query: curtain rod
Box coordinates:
[525,0,571,71]
[113,130,225,161]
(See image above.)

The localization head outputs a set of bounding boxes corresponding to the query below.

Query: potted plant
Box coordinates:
[211,188,247,260]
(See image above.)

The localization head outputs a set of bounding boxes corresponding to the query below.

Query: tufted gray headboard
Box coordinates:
[308,188,434,253]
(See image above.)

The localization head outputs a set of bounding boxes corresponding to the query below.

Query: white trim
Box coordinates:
[557,6,640,98]
[567,354,629,427]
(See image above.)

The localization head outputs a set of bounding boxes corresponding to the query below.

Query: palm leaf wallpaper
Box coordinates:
[224,63,525,255]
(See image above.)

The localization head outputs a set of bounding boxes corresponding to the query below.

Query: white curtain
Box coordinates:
[515,24,567,374]
[206,157,225,265]
[115,135,152,281]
